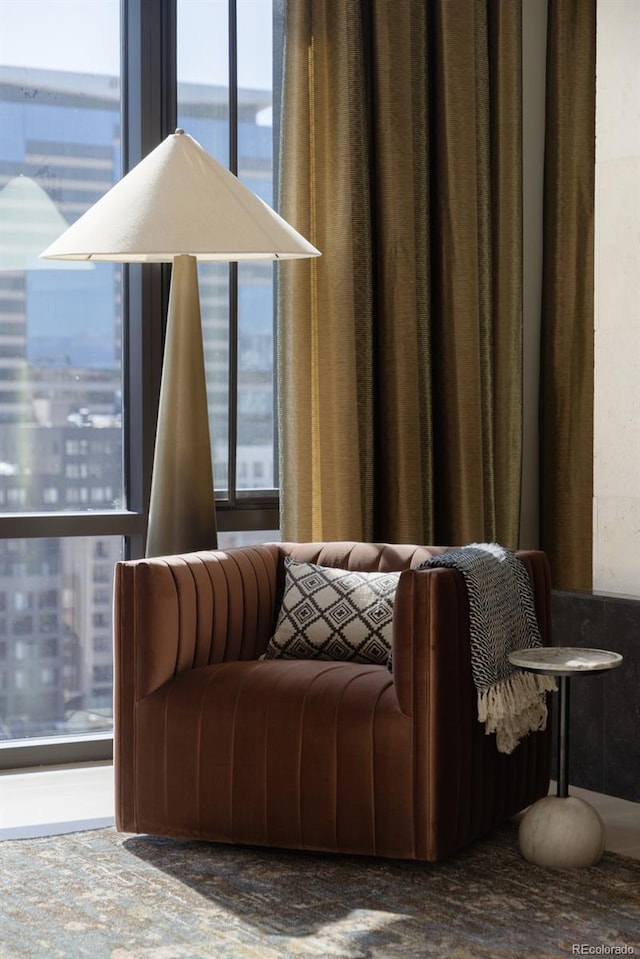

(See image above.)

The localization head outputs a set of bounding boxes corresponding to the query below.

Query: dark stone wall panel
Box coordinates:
[551,590,639,803]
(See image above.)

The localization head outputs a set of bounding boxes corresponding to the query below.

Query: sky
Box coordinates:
[0,0,273,89]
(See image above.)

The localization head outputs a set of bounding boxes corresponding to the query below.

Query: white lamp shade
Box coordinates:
[40,129,320,263]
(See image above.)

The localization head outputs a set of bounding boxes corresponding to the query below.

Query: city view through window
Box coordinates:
[0,0,275,743]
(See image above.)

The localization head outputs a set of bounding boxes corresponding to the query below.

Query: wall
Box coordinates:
[559,2,640,803]
[521,0,640,599]
[524,1,640,803]
[552,590,639,802]
[593,0,640,597]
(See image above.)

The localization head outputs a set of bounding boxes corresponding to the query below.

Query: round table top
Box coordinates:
[508,646,623,676]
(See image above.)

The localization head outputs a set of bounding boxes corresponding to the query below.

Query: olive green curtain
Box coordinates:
[278,0,523,547]
[540,0,596,591]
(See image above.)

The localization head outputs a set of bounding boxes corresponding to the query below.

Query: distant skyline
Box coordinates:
[0,0,273,89]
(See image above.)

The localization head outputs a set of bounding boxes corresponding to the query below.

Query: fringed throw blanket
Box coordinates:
[418,543,556,754]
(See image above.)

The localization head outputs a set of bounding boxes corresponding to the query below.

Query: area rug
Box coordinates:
[1,822,638,959]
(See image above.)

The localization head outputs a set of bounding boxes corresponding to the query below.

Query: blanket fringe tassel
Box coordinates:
[478,672,557,755]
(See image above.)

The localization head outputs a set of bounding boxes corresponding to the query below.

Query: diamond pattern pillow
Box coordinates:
[263,558,401,665]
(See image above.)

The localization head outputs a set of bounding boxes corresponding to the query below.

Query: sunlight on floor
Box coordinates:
[0,763,114,839]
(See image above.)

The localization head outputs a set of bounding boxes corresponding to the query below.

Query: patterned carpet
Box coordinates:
[1,822,638,959]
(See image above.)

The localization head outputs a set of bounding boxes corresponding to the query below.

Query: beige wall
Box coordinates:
[594,0,640,597]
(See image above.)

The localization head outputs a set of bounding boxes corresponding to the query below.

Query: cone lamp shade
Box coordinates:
[41,130,320,556]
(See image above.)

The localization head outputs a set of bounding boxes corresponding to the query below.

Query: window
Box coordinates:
[92,664,112,684]
[94,541,110,560]
[13,593,33,612]
[0,0,281,764]
[1,0,123,752]
[13,616,34,636]
[177,0,278,500]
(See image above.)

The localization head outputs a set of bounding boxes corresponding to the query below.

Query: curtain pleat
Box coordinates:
[488,1,525,546]
[370,1,432,542]
[278,1,374,540]
[540,0,596,590]
[278,0,523,548]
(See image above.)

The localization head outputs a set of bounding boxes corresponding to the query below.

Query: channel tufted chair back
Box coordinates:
[114,541,552,861]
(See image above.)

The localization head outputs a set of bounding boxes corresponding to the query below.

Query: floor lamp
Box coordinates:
[41,130,320,556]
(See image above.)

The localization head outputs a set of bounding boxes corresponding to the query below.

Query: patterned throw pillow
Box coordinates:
[263,558,401,665]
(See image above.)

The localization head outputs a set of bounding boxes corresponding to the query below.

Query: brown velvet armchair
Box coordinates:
[114,541,552,861]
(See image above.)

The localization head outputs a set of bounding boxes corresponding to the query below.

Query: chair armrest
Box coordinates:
[390,549,551,858]
[391,565,470,718]
[391,549,551,718]
[113,545,280,705]
[114,545,280,835]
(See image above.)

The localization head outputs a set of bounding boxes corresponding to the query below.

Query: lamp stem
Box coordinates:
[146,254,218,557]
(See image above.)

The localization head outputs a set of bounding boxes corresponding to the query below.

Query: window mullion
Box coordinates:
[122,0,177,557]
[226,0,239,508]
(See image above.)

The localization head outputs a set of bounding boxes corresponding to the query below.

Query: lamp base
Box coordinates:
[146,254,218,557]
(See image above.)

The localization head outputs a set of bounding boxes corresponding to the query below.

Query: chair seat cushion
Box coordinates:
[133,659,415,856]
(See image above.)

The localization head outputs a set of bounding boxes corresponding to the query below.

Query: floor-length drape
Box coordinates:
[540,0,596,591]
[278,0,523,548]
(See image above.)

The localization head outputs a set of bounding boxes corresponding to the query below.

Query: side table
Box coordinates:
[508,646,623,869]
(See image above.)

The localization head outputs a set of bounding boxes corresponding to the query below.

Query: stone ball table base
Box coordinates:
[518,795,606,869]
